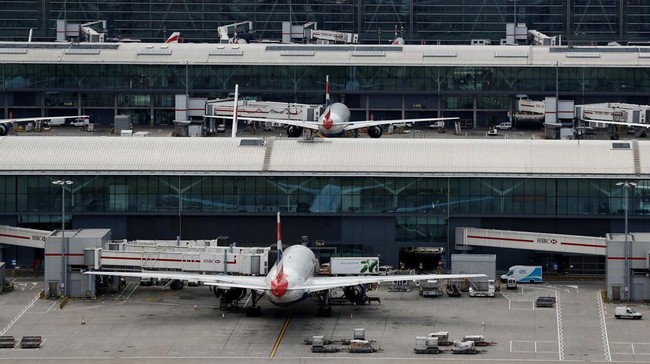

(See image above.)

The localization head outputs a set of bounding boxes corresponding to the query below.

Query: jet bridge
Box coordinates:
[0,225,51,249]
[93,240,270,275]
[205,99,321,129]
[0,225,271,297]
[456,227,606,256]
[576,103,650,137]
[217,21,253,44]
[309,29,359,44]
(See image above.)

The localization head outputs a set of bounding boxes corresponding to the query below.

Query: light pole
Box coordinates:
[555,61,559,101]
[616,181,636,301]
[52,179,74,296]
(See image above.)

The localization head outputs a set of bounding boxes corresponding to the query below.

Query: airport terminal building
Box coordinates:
[0,136,648,275]
[2,41,650,128]
[0,1,648,45]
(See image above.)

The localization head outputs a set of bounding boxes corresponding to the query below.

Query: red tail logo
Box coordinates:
[271,266,288,297]
[322,110,333,129]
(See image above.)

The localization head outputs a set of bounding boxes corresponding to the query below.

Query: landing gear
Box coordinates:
[316,290,333,317]
[170,280,184,290]
[246,290,263,317]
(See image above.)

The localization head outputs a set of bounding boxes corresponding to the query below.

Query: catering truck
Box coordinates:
[500,265,542,283]
[328,257,379,275]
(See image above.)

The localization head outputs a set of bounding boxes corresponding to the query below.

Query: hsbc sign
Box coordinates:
[536,238,558,245]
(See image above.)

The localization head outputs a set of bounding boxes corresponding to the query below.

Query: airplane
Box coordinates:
[221,76,458,138]
[0,115,89,136]
[85,213,486,317]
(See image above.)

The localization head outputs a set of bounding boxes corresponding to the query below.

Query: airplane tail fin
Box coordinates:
[276,212,283,264]
[325,75,331,108]
[165,32,180,44]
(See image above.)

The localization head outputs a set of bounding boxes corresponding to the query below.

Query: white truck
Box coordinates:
[500,265,542,283]
[468,279,495,297]
[329,257,379,275]
[615,306,642,320]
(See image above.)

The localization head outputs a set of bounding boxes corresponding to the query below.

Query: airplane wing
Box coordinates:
[294,273,486,293]
[206,115,460,132]
[0,115,87,124]
[342,117,459,131]
[84,270,269,291]
[206,115,323,131]
[580,119,650,129]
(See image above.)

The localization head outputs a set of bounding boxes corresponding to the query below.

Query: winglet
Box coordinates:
[276,212,283,264]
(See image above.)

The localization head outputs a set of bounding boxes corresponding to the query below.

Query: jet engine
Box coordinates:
[286,125,303,137]
[343,284,367,305]
[367,126,383,138]
[0,124,8,136]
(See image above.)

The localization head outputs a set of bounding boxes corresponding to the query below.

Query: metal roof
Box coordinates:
[0,42,649,68]
[0,136,647,178]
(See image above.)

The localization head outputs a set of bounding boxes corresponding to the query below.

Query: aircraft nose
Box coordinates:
[323,118,333,129]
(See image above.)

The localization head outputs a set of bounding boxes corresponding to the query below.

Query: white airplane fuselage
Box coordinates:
[318,103,351,137]
[263,244,318,306]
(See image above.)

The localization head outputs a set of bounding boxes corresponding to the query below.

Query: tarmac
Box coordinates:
[1,276,649,364]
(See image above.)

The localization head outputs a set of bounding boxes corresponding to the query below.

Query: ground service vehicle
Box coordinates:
[501,265,542,283]
[615,306,642,319]
[70,118,89,127]
[329,257,379,275]
[468,279,495,297]
[419,279,441,297]
[46,118,66,126]
[496,122,512,130]
[535,296,556,307]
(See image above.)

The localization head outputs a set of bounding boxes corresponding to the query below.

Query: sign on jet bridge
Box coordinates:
[459,227,606,256]
[536,238,558,245]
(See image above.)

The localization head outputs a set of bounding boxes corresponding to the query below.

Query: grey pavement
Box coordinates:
[2,277,649,363]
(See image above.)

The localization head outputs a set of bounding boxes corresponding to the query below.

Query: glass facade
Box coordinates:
[2,175,649,236]
[4,63,650,126]
[0,1,648,44]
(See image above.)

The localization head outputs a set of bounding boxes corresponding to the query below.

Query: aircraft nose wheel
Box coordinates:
[316,289,333,317]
